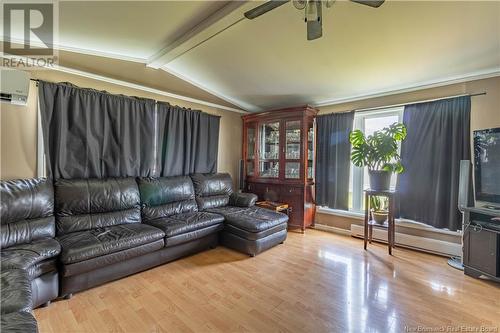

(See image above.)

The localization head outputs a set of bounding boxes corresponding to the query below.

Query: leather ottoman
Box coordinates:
[209,206,288,256]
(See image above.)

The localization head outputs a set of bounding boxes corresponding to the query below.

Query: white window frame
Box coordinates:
[350,106,404,212]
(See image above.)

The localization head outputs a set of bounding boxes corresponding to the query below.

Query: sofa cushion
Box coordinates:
[138,176,198,222]
[61,239,164,277]
[195,195,230,211]
[0,178,54,248]
[165,224,223,248]
[1,238,61,271]
[55,178,141,235]
[1,270,32,314]
[57,223,165,265]
[0,311,38,333]
[146,211,224,238]
[207,206,288,233]
[229,192,258,208]
[191,173,233,210]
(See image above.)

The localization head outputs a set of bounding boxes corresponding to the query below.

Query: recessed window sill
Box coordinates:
[316,207,364,220]
[316,206,461,236]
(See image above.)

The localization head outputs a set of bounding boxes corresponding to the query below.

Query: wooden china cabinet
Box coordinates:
[242,106,318,232]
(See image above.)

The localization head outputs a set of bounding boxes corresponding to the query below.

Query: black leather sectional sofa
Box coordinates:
[0,173,288,333]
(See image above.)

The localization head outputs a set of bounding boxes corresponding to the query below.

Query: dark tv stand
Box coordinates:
[462,207,500,283]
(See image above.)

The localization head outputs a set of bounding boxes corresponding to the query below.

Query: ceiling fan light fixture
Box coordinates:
[306,0,319,22]
[292,0,307,10]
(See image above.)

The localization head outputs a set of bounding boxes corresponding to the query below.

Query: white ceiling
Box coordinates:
[57,1,229,60]
[165,1,500,111]
[3,1,499,112]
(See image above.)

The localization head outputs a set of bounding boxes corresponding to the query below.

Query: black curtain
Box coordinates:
[39,81,156,179]
[316,111,355,210]
[397,96,471,231]
[157,102,220,176]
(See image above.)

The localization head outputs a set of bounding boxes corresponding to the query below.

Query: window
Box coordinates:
[348,107,404,212]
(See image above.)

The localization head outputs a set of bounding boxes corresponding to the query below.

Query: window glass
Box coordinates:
[348,108,403,212]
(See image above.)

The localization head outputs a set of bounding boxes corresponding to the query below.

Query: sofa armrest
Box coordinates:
[229,192,258,207]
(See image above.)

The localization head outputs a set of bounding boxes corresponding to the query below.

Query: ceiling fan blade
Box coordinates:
[244,0,290,20]
[350,0,385,8]
[307,1,322,41]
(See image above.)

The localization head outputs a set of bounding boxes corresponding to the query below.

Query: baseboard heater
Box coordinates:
[350,224,461,257]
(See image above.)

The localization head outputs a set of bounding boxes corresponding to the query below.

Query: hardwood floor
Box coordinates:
[34,230,500,333]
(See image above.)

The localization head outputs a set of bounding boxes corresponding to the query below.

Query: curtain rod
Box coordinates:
[355,92,486,113]
[29,78,221,117]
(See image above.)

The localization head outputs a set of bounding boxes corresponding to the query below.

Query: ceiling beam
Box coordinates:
[146,1,254,69]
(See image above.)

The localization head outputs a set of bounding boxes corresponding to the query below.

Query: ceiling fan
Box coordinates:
[244,0,385,41]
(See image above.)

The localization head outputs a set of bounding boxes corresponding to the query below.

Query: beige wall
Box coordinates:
[0,70,243,184]
[316,76,500,237]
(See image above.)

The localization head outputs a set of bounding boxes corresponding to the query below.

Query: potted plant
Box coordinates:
[370,195,388,224]
[349,123,407,191]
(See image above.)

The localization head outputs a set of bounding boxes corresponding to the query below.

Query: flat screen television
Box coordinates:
[473,127,500,209]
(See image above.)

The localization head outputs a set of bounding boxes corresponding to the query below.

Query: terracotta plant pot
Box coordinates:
[368,170,392,191]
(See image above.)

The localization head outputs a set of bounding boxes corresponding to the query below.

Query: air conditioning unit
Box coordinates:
[0,68,30,106]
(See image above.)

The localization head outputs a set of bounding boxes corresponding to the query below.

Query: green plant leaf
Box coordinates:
[351,145,367,167]
[350,122,407,173]
[349,130,365,146]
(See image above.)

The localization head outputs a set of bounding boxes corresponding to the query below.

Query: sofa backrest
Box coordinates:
[54,178,141,235]
[0,178,55,248]
[138,176,198,222]
[190,173,233,210]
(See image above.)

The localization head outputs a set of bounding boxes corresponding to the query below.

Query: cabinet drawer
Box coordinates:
[280,186,304,196]
[247,183,279,201]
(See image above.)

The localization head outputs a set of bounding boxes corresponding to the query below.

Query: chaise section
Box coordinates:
[0,178,60,311]
[54,178,165,296]
[207,206,289,232]
[191,173,288,256]
[208,206,288,256]
[138,176,224,248]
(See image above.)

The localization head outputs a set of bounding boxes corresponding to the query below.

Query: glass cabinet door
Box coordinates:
[246,125,256,176]
[307,122,315,179]
[285,120,301,179]
[259,122,280,178]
